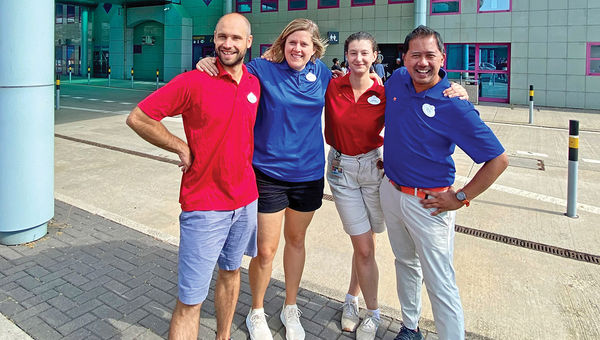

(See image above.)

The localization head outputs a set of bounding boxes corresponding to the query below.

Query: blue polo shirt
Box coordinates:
[247,58,331,182]
[383,67,505,188]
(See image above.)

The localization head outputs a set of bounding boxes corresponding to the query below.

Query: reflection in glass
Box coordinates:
[479,0,510,12]
[590,60,600,74]
[432,1,459,14]
[479,72,508,100]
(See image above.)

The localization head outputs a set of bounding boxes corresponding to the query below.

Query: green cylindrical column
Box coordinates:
[0,0,54,244]
[414,0,427,27]
[81,7,89,76]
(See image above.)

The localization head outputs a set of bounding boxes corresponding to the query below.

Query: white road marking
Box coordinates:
[456,175,600,215]
[72,96,83,99]
[120,102,133,105]
[517,150,548,158]
[103,100,115,103]
[88,98,99,101]
[583,158,600,164]
[59,106,181,121]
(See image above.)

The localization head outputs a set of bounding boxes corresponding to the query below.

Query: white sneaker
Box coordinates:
[279,304,305,340]
[356,314,380,340]
[341,301,360,332]
[246,308,273,340]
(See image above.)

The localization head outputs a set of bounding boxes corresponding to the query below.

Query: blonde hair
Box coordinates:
[265,18,328,63]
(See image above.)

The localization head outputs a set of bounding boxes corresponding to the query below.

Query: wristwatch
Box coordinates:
[455,190,470,207]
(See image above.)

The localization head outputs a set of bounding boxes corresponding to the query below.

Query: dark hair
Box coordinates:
[333,58,339,64]
[344,31,378,53]
[403,25,444,55]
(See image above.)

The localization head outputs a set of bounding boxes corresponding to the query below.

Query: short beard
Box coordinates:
[217,49,246,67]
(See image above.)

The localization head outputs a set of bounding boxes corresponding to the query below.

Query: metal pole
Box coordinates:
[566,120,579,218]
[529,85,534,124]
[156,68,159,90]
[131,67,134,88]
[55,74,60,110]
[414,0,427,27]
[87,66,90,85]
[69,66,72,83]
[108,66,111,87]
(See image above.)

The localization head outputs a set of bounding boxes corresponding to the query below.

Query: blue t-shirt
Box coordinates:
[247,58,331,182]
[383,67,505,188]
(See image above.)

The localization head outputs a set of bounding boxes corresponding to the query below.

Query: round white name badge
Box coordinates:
[422,103,436,117]
[367,95,381,105]
[306,72,317,82]
[247,92,257,103]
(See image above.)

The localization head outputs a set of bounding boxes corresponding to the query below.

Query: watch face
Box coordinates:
[456,191,466,201]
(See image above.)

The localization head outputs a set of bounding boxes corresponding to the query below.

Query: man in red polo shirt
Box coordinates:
[126,13,260,340]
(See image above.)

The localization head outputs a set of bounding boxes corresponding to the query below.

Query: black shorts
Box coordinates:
[254,167,324,213]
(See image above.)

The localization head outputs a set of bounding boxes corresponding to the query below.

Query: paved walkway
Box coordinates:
[0,200,444,340]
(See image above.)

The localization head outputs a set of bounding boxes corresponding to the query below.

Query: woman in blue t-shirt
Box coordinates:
[197,18,330,340]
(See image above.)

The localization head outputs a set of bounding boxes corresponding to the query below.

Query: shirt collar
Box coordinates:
[277,59,316,74]
[338,73,384,96]
[216,58,252,83]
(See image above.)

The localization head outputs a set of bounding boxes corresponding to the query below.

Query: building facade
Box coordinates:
[55,0,600,109]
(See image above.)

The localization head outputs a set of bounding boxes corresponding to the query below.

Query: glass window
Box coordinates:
[236,0,252,13]
[445,43,510,102]
[318,0,339,8]
[388,0,413,3]
[352,0,375,6]
[288,0,307,10]
[431,0,460,14]
[588,43,600,76]
[67,5,75,23]
[478,0,510,12]
[261,0,278,12]
[56,4,63,24]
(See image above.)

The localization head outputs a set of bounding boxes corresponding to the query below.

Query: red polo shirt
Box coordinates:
[138,61,260,211]
[324,74,386,156]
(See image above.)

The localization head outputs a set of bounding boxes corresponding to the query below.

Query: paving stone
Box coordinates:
[0,297,25,317]
[72,286,108,305]
[38,306,71,327]
[138,313,171,337]
[31,278,67,295]
[103,279,130,295]
[0,246,23,261]
[21,289,60,308]
[120,294,153,315]
[92,304,124,320]
[57,312,97,336]
[85,318,120,339]
[15,273,43,290]
[55,282,84,298]
[26,319,63,339]
[47,294,78,312]
[62,271,90,286]
[65,298,104,318]
[145,287,174,306]
[11,301,52,323]
[62,328,95,340]
[98,291,128,308]
[313,305,338,326]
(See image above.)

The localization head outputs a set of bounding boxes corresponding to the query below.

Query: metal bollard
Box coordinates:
[87,67,91,85]
[55,74,60,110]
[69,66,72,83]
[528,85,534,124]
[108,66,111,87]
[566,120,579,218]
[156,68,159,90]
[131,67,134,88]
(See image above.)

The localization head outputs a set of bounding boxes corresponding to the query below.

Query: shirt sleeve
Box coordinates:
[138,73,193,121]
[246,59,260,77]
[450,101,505,164]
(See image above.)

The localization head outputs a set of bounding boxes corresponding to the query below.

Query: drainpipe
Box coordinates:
[81,7,89,76]
[414,0,427,27]
[224,0,233,15]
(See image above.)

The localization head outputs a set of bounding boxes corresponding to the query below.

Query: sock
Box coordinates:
[251,307,264,315]
[367,308,380,320]
[345,293,359,304]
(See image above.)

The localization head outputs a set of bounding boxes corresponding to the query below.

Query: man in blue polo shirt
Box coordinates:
[380,26,508,340]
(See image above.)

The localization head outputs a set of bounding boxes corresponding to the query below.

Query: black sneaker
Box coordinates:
[394,324,424,340]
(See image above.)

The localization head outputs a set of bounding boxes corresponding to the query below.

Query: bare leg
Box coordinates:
[351,232,379,310]
[168,299,201,340]
[248,210,285,308]
[215,268,241,340]
[347,252,361,297]
[282,208,315,305]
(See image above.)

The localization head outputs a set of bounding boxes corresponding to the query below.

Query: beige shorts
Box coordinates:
[326,147,385,236]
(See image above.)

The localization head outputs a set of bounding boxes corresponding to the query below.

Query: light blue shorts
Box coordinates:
[177,199,258,305]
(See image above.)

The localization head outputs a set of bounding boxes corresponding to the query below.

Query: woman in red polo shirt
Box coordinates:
[324,31,386,340]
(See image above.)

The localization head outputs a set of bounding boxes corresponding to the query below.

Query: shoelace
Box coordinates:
[361,316,379,331]
[343,301,358,317]
[284,306,302,324]
[249,312,268,327]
